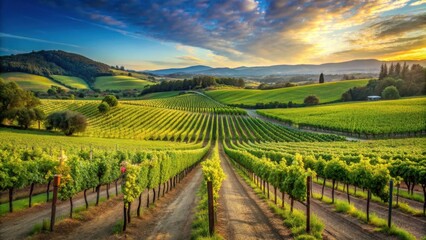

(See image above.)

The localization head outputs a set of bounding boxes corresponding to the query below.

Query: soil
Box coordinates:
[313,182,426,239]
[217,143,293,239]
[0,184,120,240]
[109,165,203,240]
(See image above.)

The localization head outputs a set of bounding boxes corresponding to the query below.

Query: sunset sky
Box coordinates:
[0,0,425,70]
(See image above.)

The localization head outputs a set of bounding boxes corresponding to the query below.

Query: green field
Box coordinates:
[205,79,369,105]
[258,97,426,134]
[0,72,69,92]
[94,75,153,90]
[51,75,90,89]
[138,91,180,99]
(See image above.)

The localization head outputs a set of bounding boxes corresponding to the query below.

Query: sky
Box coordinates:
[0,0,425,70]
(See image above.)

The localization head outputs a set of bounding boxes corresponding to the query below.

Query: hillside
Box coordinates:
[0,50,111,83]
[94,75,153,91]
[50,75,90,90]
[257,97,426,135]
[0,72,69,92]
[205,79,369,106]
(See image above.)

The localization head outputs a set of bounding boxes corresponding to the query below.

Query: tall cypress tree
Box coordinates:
[379,64,384,79]
[389,63,395,77]
[319,73,325,84]
[395,62,401,77]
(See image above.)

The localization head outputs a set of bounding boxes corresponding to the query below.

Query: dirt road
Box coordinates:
[218,143,293,239]
[0,184,119,240]
[146,167,202,240]
[313,182,426,239]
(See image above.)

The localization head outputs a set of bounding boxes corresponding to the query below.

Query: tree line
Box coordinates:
[342,63,425,101]
[141,76,245,95]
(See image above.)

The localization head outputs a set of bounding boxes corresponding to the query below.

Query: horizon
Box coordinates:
[1,0,425,70]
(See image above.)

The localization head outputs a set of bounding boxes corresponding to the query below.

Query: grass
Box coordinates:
[313,193,416,240]
[313,178,424,216]
[231,160,324,240]
[0,192,48,216]
[191,179,223,240]
[51,75,90,90]
[94,75,153,90]
[0,72,69,92]
[205,79,369,105]
[258,97,426,134]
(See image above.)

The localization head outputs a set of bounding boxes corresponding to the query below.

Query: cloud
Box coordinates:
[88,13,126,27]
[0,32,80,48]
[0,48,25,54]
[371,14,426,38]
[410,0,426,6]
[39,0,422,65]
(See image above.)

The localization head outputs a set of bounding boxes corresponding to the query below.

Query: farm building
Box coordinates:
[367,95,381,101]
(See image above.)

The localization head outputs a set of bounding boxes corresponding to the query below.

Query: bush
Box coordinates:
[45,110,87,136]
[381,86,400,100]
[98,102,110,114]
[382,86,400,99]
[304,95,320,105]
[102,95,118,107]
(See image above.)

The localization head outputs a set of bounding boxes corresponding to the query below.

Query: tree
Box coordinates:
[319,73,325,84]
[0,80,42,128]
[102,95,118,107]
[98,102,110,114]
[381,86,400,100]
[45,111,87,136]
[304,95,320,105]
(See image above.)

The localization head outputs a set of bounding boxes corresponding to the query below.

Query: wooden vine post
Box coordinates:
[50,175,61,232]
[388,180,393,228]
[207,181,215,236]
[306,176,311,234]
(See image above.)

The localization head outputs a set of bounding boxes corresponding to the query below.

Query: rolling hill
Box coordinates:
[94,75,153,91]
[50,75,90,90]
[0,72,69,92]
[205,79,369,105]
[0,50,111,84]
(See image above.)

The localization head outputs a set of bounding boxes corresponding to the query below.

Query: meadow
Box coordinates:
[50,75,90,90]
[0,72,69,91]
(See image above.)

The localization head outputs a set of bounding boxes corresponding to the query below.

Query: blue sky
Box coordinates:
[0,0,425,70]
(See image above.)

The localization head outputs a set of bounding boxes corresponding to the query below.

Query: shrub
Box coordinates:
[102,95,118,107]
[381,86,400,100]
[304,95,320,105]
[98,102,110,114]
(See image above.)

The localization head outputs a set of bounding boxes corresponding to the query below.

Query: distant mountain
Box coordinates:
[0,50,112,84]
[146,59,426,77]
[146,65,212,75]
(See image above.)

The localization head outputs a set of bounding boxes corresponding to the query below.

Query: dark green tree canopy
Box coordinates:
[45,110,87,136]
[304,95,320,105]
[319,73,324,84]
[381,86,400,100]
[98,102,110,114]
[0,80,44,127]
[102,95,118,107]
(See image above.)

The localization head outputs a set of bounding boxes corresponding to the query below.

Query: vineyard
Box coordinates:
[1,92,425,240]
[258,97,426,135]
[205,79,369,106]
